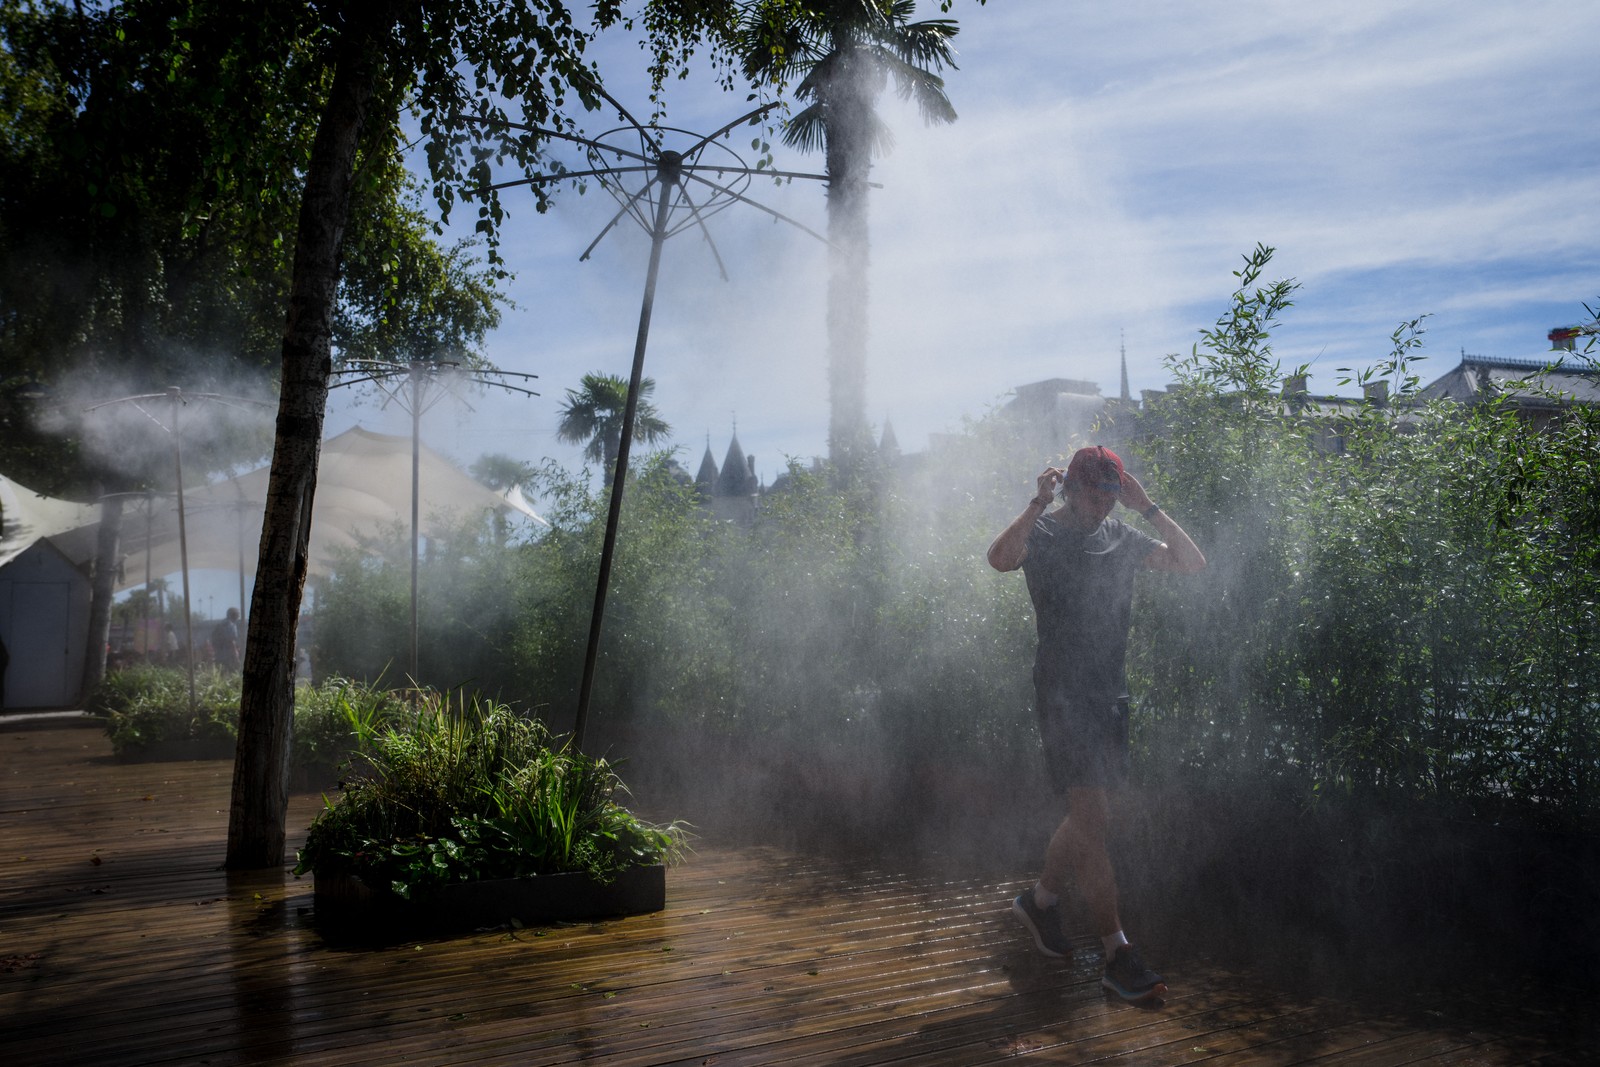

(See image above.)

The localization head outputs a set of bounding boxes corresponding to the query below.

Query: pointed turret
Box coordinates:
[695,433,719,496]
[878,418,900,461]
[716,431,758,498]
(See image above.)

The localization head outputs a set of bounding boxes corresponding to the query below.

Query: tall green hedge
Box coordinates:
[1132,249,1599,826]
[309,260,1599,831]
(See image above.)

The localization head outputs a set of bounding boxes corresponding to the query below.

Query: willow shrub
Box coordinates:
[91,666,403,767]
[509,455,737,729]
[1131,249,1600,826]
[94,664,243,751]
[635,449,1040,777]
[311,512,527,698]
[871,437,1039,775]
[507,446,1038,801]
[1132,246,1315,783]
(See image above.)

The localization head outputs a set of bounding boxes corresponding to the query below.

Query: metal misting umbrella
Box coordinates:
[83,388,269,711]
[474,88,829,749]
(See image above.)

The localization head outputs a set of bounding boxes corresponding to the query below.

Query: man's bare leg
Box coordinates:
[1040,786,1121,938]
[1038,786,1167,1002]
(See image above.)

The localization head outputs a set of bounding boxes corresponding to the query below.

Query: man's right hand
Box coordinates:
[1035,466,1064,504]
[990,468,1061,572]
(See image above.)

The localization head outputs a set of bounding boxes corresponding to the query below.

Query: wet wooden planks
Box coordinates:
[1,725,1589,1066]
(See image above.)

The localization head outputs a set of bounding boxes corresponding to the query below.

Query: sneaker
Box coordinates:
[1101,944,1167,1003]
[1012,887,1073,958]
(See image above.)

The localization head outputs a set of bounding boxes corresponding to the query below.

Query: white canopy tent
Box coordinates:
[1,427,542,708]
[95,425,545,594]
[0,472,101,572]
[0,425,544,710]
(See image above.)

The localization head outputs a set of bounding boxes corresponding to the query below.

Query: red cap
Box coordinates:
[1064,445,1124,492]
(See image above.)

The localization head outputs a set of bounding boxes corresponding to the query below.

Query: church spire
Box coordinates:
[717,422,757,498]
[1119,330,1131,402]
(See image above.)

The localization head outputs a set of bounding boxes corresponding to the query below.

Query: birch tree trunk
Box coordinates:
[226,34,380,869]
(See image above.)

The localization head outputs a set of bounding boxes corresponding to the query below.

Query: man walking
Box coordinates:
[212,607,242,673]
[988,445,1206,1003]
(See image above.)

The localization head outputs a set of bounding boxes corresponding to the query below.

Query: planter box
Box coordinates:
[313,863,667,936]
[115,737,235,763]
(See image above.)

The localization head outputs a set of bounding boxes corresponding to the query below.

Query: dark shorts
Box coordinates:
[1033,677,1130,794]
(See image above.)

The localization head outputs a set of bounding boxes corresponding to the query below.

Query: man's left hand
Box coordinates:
[1117,470,1155,514]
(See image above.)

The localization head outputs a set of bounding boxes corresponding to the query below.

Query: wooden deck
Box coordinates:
[1,722,1590,1066]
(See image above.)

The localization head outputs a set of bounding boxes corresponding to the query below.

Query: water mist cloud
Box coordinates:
[39,368,277,488]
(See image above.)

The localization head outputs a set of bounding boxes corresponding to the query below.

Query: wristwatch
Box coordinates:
[1141,503,1162,520]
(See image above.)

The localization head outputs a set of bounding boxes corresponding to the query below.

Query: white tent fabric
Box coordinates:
[0,474,99,571]
[36,426,543,593]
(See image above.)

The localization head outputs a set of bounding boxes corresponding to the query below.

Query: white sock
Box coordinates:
[1032,883,1059,909]
[1101,930,1129,956]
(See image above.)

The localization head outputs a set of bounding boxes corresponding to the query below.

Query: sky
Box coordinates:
[336,0,1600,492]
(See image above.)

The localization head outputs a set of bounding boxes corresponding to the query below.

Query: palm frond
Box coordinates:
[882,56,957,125]
[781,103,828,154]
[869,111,896,157]
[893,19,960,70]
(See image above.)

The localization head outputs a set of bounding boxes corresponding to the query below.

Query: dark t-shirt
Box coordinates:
[1021,514,1159,703]
[213,620,240,666]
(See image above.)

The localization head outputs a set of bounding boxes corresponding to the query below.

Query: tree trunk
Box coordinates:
[81,491,123,697]
[226,34,381,870]
[824,50,877,483]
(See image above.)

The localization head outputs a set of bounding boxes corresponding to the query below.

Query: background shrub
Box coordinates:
[303,259,1599,839]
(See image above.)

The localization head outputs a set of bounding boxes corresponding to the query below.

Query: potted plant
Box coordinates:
[294,694,687,935]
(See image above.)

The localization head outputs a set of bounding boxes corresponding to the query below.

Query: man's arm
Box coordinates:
[988,467,1061,572]
[1117,471,1206,574]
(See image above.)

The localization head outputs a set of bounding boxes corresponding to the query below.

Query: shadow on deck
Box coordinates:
[1,725,1591,1065]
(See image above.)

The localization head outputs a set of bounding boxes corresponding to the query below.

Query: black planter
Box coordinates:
[312,863,667,937]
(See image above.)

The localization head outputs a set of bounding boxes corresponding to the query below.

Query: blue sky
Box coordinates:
[326,0,1600,491]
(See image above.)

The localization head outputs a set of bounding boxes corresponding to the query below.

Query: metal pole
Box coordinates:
[410,362,421,690]
[573,156,679,750]
[237,505,247,629]
[235,481,248,630]
[142,494,152,659]
[169,388,197,713]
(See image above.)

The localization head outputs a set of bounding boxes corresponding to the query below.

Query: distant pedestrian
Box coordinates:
[988,445,1206,1004]
[162,624,179,666]
[212,608,241,673]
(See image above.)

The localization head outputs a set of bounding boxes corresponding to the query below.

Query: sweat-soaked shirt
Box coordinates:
[1021,513,1159,704]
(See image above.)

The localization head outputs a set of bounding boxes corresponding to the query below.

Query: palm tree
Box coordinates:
[556,372,671,477]
[738,1,959,479]
[469,452,538,494]
[470,452,540,542]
